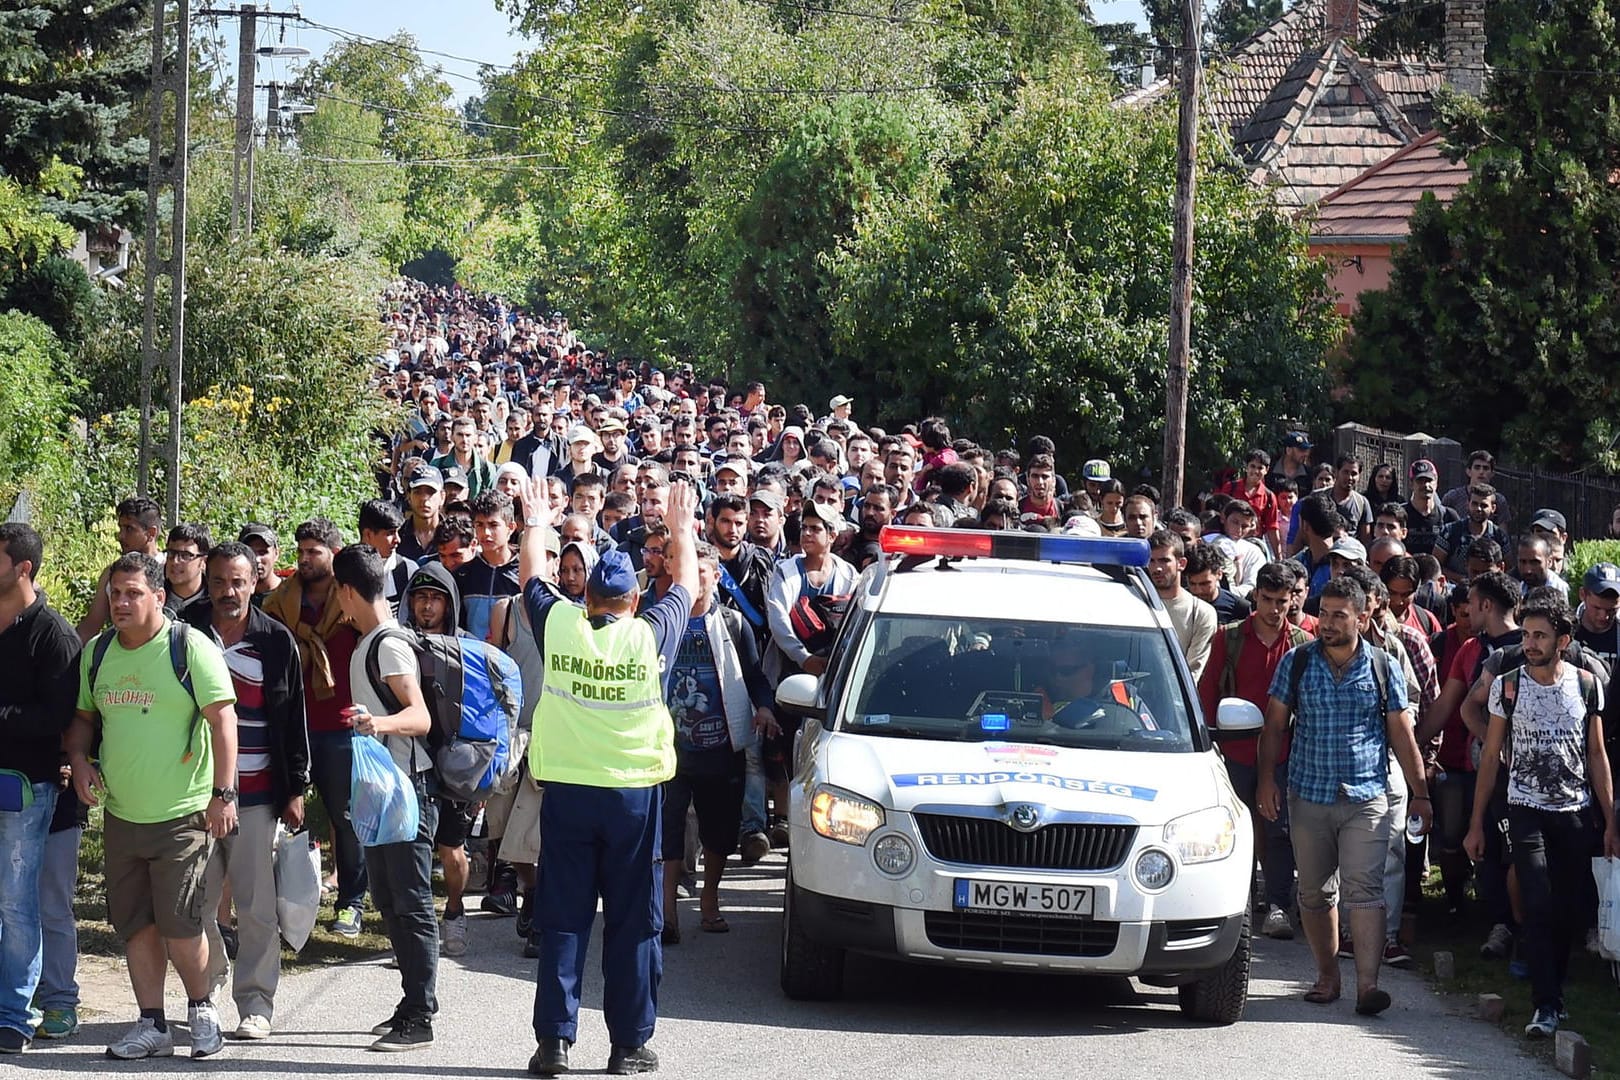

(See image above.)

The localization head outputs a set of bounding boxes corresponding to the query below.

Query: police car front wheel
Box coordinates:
[780,879,846,1001]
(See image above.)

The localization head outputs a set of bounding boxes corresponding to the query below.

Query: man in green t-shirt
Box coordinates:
[64,552,239,1061]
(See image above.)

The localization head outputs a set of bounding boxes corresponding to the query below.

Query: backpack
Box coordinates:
[365,627,525,803]
[789,592,851,658]
[1286,638,1393,722]
[1497,663,1602,727]
[88,620,203,763]
[1218,621,1311,702]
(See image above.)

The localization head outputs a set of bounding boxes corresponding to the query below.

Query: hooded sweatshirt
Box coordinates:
[400,560,464,637]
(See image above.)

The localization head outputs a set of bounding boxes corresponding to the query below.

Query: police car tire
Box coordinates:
[1175,910,1251,1025]
[779,879,845,1001]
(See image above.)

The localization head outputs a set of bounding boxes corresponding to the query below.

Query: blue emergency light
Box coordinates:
[879,526,1151,567]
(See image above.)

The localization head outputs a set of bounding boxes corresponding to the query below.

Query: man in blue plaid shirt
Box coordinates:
[1256,575,1431,1018]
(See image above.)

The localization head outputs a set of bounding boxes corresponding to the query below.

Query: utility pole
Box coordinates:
[1161,0,1200,511]
[266,80,280,145]
[137,0,192,522]
[230,3,257,236]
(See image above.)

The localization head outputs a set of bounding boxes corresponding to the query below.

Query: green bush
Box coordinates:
[1565,539,1620,606]
[0,310,76,485]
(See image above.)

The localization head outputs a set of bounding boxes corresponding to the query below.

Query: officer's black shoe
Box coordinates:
[529,1038,571,1075]
[607,1044,659,1074]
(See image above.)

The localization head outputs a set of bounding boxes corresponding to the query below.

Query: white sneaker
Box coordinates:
[188,1002,224,1058]
[1260,905,1295,940]
[442,913,468,958]
[232,1015,272,1040]
[107,1017,175,1060]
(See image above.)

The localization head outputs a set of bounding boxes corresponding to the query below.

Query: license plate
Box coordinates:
[953,878,1093,918]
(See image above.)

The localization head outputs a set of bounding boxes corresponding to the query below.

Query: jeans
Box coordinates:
[0,783,59,1034]
[309,730,369,913]
[364,774,440,1022]
[1510,805,1593,1010]
[741,744,767,835]
[36,826,81,1010]
[1224,757,1294,910]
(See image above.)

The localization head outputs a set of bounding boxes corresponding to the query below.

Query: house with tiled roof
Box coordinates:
[1121,0,1480,208]
[1307,128,1472,313]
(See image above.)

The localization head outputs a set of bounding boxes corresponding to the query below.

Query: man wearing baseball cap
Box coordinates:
[1528,509,1569,576]
[1081,459,1111,502]
[1576,564,1620,675]
[238,523,281,604]
[398,466,445,563]
[1269,431,1314,491]
[517,474,702,1077]
[1401,460,1458,559]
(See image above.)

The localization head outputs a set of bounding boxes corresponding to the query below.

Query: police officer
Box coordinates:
[517,474,700,1077]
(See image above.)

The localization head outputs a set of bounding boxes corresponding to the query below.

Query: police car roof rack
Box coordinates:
[877,526,1151,569]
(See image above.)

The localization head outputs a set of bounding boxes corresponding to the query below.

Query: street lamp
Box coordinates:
[257,44,309,57]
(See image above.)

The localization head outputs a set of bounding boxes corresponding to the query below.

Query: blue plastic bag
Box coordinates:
[349,734,419,847]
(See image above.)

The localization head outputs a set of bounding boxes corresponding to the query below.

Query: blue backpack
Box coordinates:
[365,628,524,803]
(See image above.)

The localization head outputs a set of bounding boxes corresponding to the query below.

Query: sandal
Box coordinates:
[660,925,681,946]
[700,915,730,934]
[1355,988,1392,1016]
[1303,985,1341,1005]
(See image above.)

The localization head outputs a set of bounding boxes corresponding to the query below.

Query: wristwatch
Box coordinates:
[212,787,238,804]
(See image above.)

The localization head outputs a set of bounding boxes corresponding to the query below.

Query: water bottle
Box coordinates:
[1405,813,1426,843]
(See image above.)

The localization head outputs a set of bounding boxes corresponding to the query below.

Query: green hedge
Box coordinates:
[1565,539,1620,605]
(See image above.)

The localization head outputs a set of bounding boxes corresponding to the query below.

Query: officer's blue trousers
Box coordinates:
[532,782,662,1048]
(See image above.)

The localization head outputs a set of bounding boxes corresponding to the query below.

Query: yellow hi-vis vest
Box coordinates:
[530,602,674,788]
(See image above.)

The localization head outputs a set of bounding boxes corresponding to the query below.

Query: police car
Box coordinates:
[774,527,1260,1024]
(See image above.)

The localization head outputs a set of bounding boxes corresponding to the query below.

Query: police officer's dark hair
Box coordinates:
[116,496,163,531]
[467,490,515,524]
[1381,556,1420,587]
[359,498,406,534]
[1319,575,1367,613]
[168,522,212,552]
[1469,570,1519,615]
[0,523,43,579]
[294,518,344,550]
[1255,562,1292,595]
[333,544,387,603]
[109,551,164,592]
[1519,596,1574,639]
[206,540,257,573]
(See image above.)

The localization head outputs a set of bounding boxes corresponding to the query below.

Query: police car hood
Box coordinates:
[820,733,1220,826]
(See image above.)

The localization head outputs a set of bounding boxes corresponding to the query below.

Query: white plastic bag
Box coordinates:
[1592,857,1620,961]
[275,826,322,952]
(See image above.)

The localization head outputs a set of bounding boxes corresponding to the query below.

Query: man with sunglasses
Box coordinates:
[162,525,212,621]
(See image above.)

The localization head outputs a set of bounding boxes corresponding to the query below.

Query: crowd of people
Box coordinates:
[2,277,1619,1067]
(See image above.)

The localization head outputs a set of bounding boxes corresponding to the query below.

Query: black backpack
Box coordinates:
[87,621,203,762]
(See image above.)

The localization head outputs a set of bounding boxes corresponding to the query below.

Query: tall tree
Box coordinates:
[1348,0,1620,469]
[1209,0,1282,49]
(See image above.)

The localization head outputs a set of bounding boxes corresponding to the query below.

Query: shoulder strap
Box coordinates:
[364,626,410,716]
[1287,639,1319,715]
[1368,645,1392,719]
[1576,666,1600,717]
[717,562,766,628]
[1500,666,1521,725]
[86,631,117,712]
[169,621,205,764]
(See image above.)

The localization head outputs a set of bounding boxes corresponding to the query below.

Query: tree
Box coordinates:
[1347,0,1620,470]
[1209,0,1283,49]
[1360,0,1553,64]
[0,0,149,227]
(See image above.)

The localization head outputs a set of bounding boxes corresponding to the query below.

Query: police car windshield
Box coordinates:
[839,615,1194,752]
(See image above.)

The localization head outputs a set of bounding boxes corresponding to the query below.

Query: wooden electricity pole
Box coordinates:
[1161,0,1200,511]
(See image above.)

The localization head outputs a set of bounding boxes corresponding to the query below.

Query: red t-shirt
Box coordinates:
[1221,478,1280,537]
[1198,618,1312,766]
[1438,636,1485,772]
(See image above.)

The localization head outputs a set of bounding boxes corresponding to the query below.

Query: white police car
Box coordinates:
[774,527,1259,1023]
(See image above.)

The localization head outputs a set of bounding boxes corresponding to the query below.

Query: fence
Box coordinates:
[1331,423,1620,542]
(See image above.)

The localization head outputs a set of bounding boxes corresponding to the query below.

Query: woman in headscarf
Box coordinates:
[556,540,598,604]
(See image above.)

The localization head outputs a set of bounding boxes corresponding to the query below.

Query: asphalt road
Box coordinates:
[14,854,1562,1080]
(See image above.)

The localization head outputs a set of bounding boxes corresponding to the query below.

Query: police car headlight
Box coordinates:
[872,834,915,876]
[1134,850,1175,891]
[809,786,886,846]
[1164,806,1238,864]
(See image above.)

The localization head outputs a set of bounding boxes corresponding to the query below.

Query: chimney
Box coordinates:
[1325,0,1357,39]
[1445,0,1486,95]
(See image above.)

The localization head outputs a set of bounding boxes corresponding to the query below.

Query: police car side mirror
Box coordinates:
[1213,697,1264,734]
[776,673,823,719]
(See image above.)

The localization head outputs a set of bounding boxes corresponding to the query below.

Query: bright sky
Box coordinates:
[250,0,1145,101]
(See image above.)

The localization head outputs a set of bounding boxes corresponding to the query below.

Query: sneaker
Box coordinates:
[107,1016,175,1059]
[768,821,790,849]
[0,1028,30,1053]
[188,1001,224,1058]
[332,906,364,938]
[1337,932,1354,959]
[232,1015,272,1040]
[442,913,469,958]
[482,888,519,916]
[1525,1005,1559,1039]
[1382,939,1414,968]
[1480,922,1513,959]
[370,1016,433,1052]
[36,1008,78,1039]
[607,1043,659,1074]
[370,1011,404,1037]
[517,890,536,938]
[738,831,770,866]
[1260,906,1294,940]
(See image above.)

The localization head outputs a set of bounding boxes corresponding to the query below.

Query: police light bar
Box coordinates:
[878,526,1151,567]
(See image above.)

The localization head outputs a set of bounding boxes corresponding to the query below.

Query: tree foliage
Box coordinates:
[1347,0,1620,470]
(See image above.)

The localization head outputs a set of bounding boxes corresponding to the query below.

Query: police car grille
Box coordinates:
[913,815,1136,871]
[924,911,1120,957]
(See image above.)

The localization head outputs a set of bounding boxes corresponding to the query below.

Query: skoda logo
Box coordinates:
[1007,804,1041,832]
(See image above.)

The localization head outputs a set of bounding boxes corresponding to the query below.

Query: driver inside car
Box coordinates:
[1040,634,1156,731]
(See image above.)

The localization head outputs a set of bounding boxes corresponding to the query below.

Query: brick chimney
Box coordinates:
[1445,0,1486,95]
[1325,0,1358,39]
